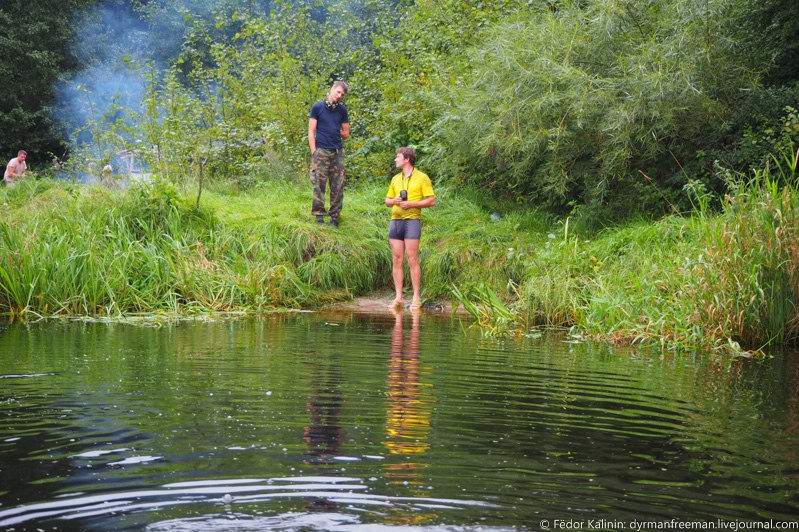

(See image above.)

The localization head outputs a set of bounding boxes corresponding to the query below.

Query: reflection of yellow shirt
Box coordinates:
[385,351,430,456]
[386,168,435,220]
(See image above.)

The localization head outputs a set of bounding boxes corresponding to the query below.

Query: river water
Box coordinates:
[0,312,797,530]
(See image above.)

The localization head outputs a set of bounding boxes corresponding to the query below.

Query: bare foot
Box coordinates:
[410,298,422,309]
[391,298,404,309]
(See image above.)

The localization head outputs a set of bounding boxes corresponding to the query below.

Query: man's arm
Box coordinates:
[308,118,317,153]
[340,122,350,139]
[398,196,436,210]
[385,179,398,207]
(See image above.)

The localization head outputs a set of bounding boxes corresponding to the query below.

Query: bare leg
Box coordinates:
[390,239,405,307]
[405,239,422,307]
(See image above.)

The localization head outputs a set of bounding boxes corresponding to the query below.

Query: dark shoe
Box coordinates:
[316,215,325,224]
[329,217,339,228]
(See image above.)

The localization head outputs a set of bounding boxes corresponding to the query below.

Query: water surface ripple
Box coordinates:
[0,314,797,529]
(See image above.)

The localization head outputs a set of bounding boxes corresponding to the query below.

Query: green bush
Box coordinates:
[428,0,777,211]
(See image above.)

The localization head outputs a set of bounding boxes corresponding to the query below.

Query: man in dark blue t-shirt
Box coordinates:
[308,80,350,227]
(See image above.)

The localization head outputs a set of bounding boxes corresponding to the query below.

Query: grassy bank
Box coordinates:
[0,165,797,353]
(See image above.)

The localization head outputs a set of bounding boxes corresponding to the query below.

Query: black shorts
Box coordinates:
[388,219,422,240]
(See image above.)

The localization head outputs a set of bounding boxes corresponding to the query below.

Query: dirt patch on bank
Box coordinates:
[324,291,467,316]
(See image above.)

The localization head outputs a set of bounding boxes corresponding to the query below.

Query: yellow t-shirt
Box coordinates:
[386,168,435,220]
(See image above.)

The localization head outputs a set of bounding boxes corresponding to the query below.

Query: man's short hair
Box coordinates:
[17,150,26,157]
[331,80,348,94]
[396,147,416,165]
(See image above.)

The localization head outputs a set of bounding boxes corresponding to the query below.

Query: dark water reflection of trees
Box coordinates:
[0,317,798,525]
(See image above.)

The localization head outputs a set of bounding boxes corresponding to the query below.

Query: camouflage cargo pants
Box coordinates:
[310,148,345,218]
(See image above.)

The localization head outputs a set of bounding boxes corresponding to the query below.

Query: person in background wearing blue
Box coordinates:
[308,81,350,227]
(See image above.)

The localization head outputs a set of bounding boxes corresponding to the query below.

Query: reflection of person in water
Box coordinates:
[303,355,344,463]
[385,308,432,487]
[303,354,345,512]
[383,308,435,525]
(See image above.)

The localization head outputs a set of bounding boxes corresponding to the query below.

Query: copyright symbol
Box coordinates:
[540,520,550,529]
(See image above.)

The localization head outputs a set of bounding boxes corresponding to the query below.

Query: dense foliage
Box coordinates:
[1,0,797,212]
[4,3,799,353]
[0,141,796,353]
[433,1,776,209]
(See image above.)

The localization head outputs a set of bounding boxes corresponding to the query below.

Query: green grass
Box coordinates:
[1,154,798,354]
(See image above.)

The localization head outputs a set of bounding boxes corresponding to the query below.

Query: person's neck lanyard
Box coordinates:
[403,168,414,190]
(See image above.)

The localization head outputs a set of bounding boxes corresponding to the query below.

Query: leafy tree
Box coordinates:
[362,0,532,157]
[138,0,407,184]
[428,0,779,212]
[756,0,799,86]
[0,0,95,165]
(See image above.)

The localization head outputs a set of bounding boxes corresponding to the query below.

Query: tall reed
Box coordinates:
[687,147,799,349]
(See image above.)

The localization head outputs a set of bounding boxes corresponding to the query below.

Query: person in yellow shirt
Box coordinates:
[384,147,436,309]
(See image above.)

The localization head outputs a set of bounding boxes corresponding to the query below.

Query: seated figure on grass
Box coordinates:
[384,147,436,310]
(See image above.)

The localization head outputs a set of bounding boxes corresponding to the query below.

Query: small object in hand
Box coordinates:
[399,190,408,201]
